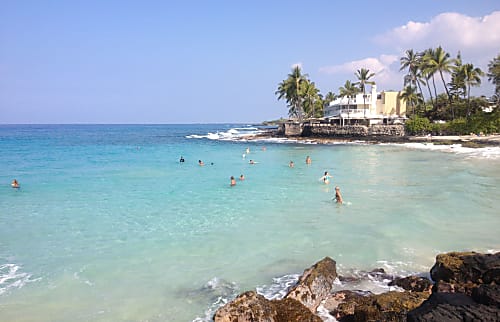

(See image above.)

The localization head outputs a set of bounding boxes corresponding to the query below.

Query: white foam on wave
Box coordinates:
[396,142,500,159]
[256,273,300,300]
[192,277,240,322]
[0,263,37,295]
[186,126,269,141]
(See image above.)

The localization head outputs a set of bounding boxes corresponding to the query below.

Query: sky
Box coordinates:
[1,0,499,124]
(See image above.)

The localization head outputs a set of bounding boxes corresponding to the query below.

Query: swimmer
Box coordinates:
[319,171,332,184]
[289,161,294,168]
[11,179,20,189]
[198,160,204,166]
[249,160,255,165]
[239,174,245,181]
[246,147,250,154]
[179,156,185,163]
[306,156,312,164]
[334,186,343,204]
[230,176,236,186]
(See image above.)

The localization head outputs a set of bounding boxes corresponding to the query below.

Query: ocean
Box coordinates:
[1,124,499,321]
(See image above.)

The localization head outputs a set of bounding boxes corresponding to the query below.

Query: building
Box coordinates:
[324,85,407,125]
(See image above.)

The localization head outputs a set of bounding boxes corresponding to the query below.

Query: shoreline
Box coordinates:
[252,130,500,148]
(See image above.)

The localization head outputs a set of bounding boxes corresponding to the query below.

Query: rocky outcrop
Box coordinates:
[389,276,433,293]
[213,291,321,322]
[331,291,429,322]
[408,251,500,321]
[214,252,500,322]
[430,252,500,287]
[407,292,500,322]
[285,256,337,311]
[214,257,336,321]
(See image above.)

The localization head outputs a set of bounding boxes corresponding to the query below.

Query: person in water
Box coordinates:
[198,160,204,166]
[249,159,255,165]
[320,171,332,184]
[335,186,343,204]
[179,156,185,163]
[305,156,312,164]
[11,179,20,189]
[289,161,294,168]
[230,176,236,186]
[239,174,245,181]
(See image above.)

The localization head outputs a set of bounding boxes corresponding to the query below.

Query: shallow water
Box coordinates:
[0,124,499,321]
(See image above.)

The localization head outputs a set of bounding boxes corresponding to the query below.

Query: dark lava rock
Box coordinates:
[407,292,500,322]
[333,291,429,322]
[430,252,500,285]
[389,276,433,293]
[472,284,500,308]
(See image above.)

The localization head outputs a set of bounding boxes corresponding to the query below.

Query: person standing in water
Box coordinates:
[230,176,236,186]
[11,179,20,189]
[334,186,343,204]
[239,174,245,181]
[305,156,312,164]
[320,171,332,184]
[289,161,294,168]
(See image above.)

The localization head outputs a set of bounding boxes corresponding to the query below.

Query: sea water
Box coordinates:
[0,124,499,321]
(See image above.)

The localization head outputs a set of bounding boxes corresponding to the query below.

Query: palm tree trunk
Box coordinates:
[467,84,471,117]
[439,70,454,119]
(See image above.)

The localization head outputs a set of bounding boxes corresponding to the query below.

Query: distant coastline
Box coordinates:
[255,124,500,148]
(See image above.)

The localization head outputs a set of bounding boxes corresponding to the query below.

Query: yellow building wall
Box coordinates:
[375,92,407,116]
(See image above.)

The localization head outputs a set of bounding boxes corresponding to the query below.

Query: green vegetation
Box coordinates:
[275,48,499,136]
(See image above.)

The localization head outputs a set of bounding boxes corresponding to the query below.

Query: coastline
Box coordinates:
[252,129,500,148]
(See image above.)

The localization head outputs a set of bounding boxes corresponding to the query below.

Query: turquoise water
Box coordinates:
[0,124,499,321]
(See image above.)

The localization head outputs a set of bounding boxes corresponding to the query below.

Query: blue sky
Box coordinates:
[1,0,499,124]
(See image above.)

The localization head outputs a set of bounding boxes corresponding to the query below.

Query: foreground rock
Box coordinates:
[213,291,321,322]
[214,257,336,322]
[407,292,500,322]
[285,256,337,311]
[214,252,500,322]
[328,290,429,322]
[408,251,500,321]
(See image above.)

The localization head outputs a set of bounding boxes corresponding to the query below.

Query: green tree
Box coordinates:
[276,66,309,120]
[354,68,375,118]
[302,80,322,118]
[324,91,336,107]
[487,54,500,100]
[425,46,455,117]
[463,63,484,117]
[339,80,360,124]
[400,85,423,116]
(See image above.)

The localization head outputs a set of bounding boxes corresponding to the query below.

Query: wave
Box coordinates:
[395,142,500,159]
[186,126,271,141]
[0,263,37,296]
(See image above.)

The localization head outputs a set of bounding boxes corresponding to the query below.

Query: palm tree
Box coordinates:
[324,91,336,107]
[463,63,484,117]
[426,46,456,118]
[276,66,309,120]
[422,48,439,107]
[400,49,425,97]
[354,68,375,118]
[487,54,500,98]
[302,80,321,118]
[400,85,423,116]
[339,80,360,124]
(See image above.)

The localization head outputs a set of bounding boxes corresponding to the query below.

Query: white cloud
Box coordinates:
[375,11,500,65]
[319,55,401,90]
[318,11,498,94]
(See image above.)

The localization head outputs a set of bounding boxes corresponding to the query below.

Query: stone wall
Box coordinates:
[278,122,303,136]
[303,124,405,137]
